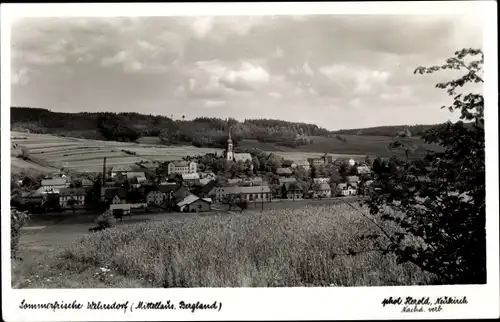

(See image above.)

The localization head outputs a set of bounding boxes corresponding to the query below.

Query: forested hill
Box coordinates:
[11,107,332,149]
[11,107,449,150]
[333,124,442,137]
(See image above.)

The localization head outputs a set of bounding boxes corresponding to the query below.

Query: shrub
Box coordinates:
[11,208,30,259]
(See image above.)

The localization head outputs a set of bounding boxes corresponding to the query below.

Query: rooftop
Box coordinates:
[182,173,200,180]
[216,185,271,194]
[346,176,360,182]
[112,165,133,172]
[177,194,212,207]
[318,183,331,191]
[126,172,146,179]
[276,168,293,175]
[169,160,196,167]
[59,187,87,196]
[41,178,67,186]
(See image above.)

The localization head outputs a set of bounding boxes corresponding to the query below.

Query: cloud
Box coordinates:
[319,63,391,95]
[191,17,215,38]
[273,47,284,58]
[204,99,227,108]
[10,14,484,130]
[349,98,362,108]
[269,92,282,99]
[302,61,315,76]
[11,67,31,86]
[192,60,270,94]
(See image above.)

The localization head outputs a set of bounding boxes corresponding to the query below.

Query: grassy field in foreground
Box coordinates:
[30,204,436,288]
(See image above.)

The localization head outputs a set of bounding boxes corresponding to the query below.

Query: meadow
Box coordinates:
[10,131,373,175]
[13,204,437,288]
[10,131,224,174]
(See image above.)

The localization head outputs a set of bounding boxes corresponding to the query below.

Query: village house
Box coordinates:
[214,185,271,203]
[167,160,198,175]
[308,158,325,167]
[313,177,331,184]
[135,161,160,171]
[146,189,166,205]
[81,179,94,188]
[333,157,356,167]
[286,186,304,200]
[346,176,360,185]
[336,183,358,196]
[59,187,86,208]
[158,176,176,185]
[276,167,293,176]
[145,183,179,205]
[240,177,263,186]
[126,171,147,183]
[177,195,212,212]
[317,183,332,198]
[198,180,217,199]
[182,173,200,186]
[278,177,297,196]
[105,187,128,204]
[199,172,216,186]
[279,177,297,185]
[38,178,68,194]
[111,165,134,178]
[357,166,371,175]
[291,160,311,171]
[227,178,243,185]
[173,185,193,203]
[158,183,180,196]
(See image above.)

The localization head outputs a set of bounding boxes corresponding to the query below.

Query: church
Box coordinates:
[225,122,253,168]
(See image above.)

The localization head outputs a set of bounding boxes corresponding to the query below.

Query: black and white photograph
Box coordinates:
[1,2,498,321]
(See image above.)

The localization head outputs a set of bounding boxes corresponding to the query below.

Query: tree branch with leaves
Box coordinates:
[363,48,485,284]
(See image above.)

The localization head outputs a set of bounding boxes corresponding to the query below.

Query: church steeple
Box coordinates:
[226,118,233,161]
[227,124,232,143]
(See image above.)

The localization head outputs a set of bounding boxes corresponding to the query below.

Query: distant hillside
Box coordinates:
[333,123,473,137]
[11,107,443,157]
[11,107,333,149]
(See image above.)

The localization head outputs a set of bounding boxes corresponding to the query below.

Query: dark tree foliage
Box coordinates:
[11,108,335,148]
[364,48,485,284]
[281,184,288,199]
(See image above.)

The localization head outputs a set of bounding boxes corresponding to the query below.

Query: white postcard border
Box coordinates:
[1,2,498,321]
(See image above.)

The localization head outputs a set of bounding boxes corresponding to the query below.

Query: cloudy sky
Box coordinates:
[11,14,483,130]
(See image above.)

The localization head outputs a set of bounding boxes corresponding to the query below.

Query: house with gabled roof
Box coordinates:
[182,173,200,186]
[199,180,217,198]
[317,183,332,198]
[167,160,197,175]
[111,165,134,178]
[59,187,86,208]
[291,160,310,171]
[346,176,360,184]
[177,195,212,212]
[81,179,94,187]
[104,187,128,204]
[38,178,68,194]
[336,183,358,196]
[214,185,271,203]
